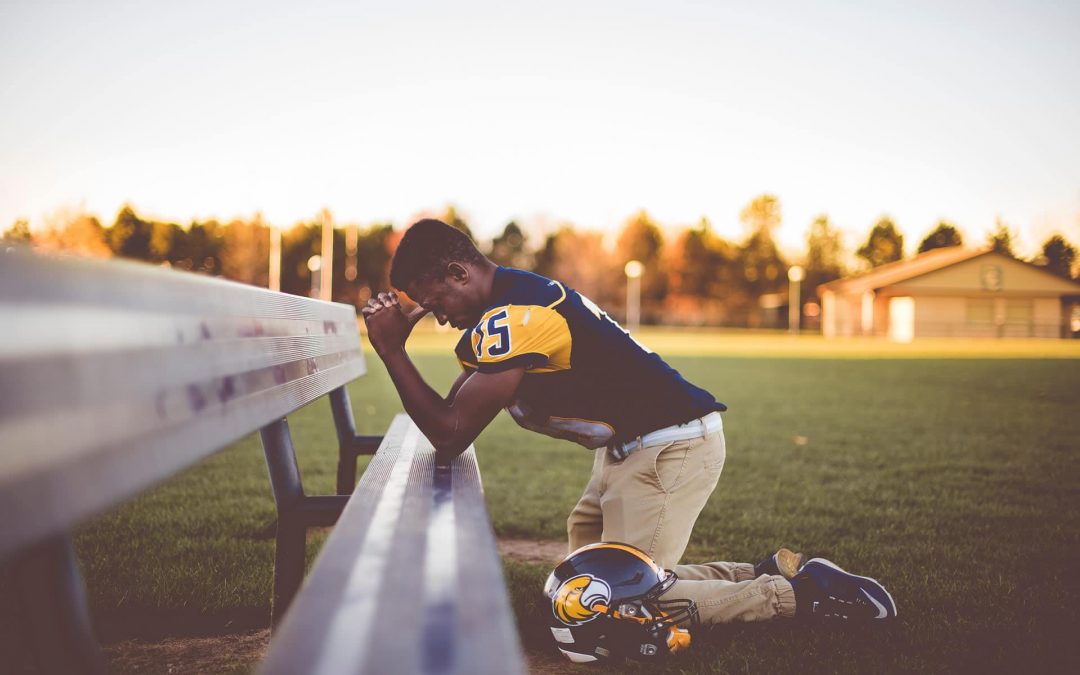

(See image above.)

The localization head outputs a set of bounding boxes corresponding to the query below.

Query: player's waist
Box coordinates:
[607,411,723,461]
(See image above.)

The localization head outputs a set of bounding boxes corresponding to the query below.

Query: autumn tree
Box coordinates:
[442,205,475,242]
[1034,234,1077,280]
[738,194,787,294]
[669,218,735,297]
[665,218,739,325]
[354,223,395,295]
[987,218,1016,257]
[221,215,270,286]
[616,210,667,311]
[917,221,963,253]
[670,221,713,298]
[279,221,322,297]
[487,221,532,269]
[804,214,845,297]
[534,226,616,307]
[740,194,781,231]
[857,216,904,268]
[149,221,183,264]
[2,219,31,245]
[108,205,154,260]
[33,212,112,258]
[176,219,225,274]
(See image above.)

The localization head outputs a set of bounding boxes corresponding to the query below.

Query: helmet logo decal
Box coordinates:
[553,574,612,625]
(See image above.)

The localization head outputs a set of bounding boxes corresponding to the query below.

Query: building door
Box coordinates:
[889,297,915,343]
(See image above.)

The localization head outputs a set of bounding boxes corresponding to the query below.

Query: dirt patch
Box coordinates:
[104,629,269,675]
[498,538,567,566]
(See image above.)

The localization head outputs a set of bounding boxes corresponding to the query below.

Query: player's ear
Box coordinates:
[446,262,469,285]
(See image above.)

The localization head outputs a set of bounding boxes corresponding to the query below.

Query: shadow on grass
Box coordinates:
[93,607,270,643]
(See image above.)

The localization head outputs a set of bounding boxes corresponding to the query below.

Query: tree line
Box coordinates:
[3,196,1077,327]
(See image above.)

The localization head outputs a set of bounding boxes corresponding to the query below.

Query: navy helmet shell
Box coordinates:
[543,542,698,663]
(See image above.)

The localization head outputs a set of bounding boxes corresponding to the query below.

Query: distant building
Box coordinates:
[818,247,1080,341]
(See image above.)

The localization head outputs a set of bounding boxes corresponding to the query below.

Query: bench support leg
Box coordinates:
[329,386,382,495]
[260,396,384,630]
[260,419,307,630]
[11,534,105,675]
[270,515,307,630]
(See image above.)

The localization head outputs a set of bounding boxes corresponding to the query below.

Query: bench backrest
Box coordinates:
[0,251,364,562]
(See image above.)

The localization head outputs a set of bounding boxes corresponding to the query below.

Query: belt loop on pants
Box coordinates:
[607,411,723,461]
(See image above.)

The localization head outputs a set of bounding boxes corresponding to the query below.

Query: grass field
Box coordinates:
[14,330,1080,673]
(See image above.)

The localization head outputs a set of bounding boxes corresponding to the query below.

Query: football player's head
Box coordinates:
[544,542,698,663]
[391,218,492,329]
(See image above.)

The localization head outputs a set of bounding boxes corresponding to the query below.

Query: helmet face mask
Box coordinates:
[544,542,699,663]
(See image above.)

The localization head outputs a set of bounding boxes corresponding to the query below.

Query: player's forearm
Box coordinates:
[379,348,470,457]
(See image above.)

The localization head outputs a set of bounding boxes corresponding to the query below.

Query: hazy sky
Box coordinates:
[2,0,1078,256]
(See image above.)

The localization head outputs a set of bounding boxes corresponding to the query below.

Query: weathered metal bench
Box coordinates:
[260,415,522,675]
[0,250,524,674]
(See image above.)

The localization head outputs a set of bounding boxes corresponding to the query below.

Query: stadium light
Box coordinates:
[269,225,282,292]
[320,209,334,301]
[788,265,804,335]
[308,255,322,298]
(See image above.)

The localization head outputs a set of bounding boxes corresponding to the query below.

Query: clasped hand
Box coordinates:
[360,292,430,357]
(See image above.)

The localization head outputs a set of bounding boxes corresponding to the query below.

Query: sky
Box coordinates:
[1,0,1078,258]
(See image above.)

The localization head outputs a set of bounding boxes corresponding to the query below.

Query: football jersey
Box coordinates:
[454,267,726,449]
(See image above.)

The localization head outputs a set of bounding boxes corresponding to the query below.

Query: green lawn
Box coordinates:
[53,331,1080,672]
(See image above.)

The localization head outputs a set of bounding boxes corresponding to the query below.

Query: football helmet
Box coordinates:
[543,542,698,663]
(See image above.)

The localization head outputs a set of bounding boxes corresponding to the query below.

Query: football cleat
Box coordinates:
[754,547,806,579]
[791,558,898,620]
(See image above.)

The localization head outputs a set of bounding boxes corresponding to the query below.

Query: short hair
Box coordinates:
[390,219,484,290]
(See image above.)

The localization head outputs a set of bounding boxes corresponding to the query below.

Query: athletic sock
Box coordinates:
[790,577,812,618]
[753,555,779,578]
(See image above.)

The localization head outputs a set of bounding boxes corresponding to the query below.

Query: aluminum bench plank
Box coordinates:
[0,252,364,562]
[260,414,526,675]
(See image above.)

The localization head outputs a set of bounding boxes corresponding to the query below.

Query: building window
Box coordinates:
[967,298,993,324]
[1005,299,1032,324]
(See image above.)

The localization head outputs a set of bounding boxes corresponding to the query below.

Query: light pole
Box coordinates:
[268,225,281,292]
[788,265,804,336]
[307,255,322,299]
[319,209,333,301]
[624,260,643,331]
[345,222,358,282]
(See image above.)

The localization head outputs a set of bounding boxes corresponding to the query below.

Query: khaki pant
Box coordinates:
[566,425,796,623]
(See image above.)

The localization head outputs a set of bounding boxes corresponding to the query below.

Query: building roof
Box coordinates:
[819,246,1080,295]
[818,247,990,295]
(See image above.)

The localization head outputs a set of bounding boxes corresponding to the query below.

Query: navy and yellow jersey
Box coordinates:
[454,267,726,449]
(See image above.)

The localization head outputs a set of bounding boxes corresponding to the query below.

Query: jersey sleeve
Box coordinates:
[470,304,571,373]
[455,329,479,371]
